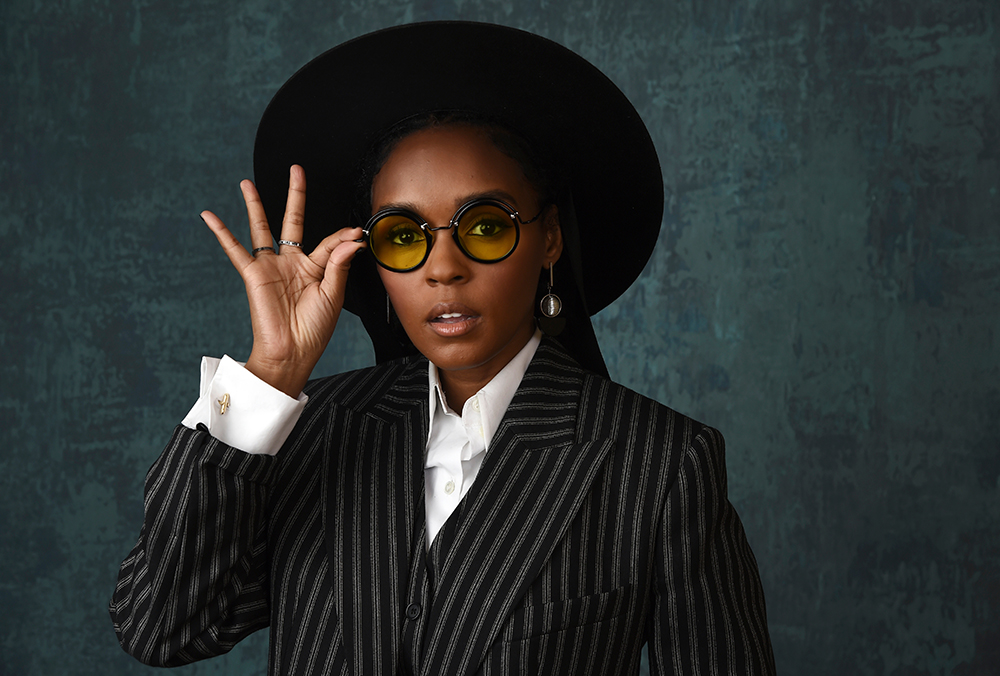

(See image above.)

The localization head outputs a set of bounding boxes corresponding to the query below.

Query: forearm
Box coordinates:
[110,425,278,666]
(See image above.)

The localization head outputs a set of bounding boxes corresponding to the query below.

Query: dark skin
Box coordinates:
[373,126,562,408]
[201,166,365,398]
[202,124,562,409]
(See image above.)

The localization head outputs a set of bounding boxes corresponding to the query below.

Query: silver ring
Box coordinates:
[278,240,302,248]
[252,246,275,257]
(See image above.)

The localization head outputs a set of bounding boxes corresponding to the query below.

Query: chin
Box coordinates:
[419,342,488,371]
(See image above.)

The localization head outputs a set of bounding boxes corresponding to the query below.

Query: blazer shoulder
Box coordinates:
[535,336,718,447]
[578,370,719,450]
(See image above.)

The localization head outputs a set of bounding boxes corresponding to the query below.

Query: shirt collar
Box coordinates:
[427,328,542,455]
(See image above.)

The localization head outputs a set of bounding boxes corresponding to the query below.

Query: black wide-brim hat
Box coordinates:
[254,21,662,374]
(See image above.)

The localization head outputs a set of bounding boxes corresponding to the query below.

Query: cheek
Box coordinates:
[491,260,544,315]
[380,273,433,339]
[378,271,409,315]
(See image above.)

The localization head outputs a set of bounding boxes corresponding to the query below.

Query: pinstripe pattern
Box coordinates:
[111,338,774,674]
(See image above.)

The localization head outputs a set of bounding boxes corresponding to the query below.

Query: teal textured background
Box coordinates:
[2,0,998,674]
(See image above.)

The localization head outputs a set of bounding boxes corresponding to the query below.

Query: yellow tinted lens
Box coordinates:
[457,204,516,261]
[370,214,427,270]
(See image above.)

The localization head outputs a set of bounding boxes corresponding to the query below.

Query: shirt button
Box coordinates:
[406,603,422,620]
[444,479,455,495]
[471,397,480,411]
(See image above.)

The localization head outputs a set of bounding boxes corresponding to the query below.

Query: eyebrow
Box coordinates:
[373,189,522,217]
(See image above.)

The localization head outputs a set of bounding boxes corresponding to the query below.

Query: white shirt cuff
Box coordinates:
[180,355,308,455]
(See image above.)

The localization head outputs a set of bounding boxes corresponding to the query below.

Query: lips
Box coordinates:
[426,302,481,336]
[426,302,479,323]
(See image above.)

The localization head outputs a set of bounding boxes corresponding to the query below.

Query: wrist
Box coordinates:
[245,352,314,398]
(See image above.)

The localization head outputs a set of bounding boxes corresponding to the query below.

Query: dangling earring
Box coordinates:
[540,263,562,318]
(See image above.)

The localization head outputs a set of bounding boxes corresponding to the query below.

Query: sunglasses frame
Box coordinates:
[362,197,546,273]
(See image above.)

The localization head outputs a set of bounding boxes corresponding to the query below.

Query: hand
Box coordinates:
[201,165,366,397]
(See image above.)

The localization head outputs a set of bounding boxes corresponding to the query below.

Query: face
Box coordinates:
[372,125,562,386]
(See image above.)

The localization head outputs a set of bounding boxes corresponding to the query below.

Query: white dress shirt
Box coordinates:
[423,330,540,544]
[180,330,542,547]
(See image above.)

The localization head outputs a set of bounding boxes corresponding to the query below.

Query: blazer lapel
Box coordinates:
[419,340,615,675]
[325,359,429,676]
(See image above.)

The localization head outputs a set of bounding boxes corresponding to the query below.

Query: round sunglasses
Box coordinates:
[362,197,546,272]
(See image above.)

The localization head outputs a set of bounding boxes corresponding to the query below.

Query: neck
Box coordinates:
[436,326,537,411]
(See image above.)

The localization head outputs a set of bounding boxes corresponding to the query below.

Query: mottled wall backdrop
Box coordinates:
[2,0,997,674]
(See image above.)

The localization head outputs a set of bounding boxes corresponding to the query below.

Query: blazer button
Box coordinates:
[405,603,422,620]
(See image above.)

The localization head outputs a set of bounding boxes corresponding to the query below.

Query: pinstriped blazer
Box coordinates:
[111,338,774,675]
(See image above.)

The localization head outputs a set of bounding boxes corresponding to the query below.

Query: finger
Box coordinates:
[279,165,306,252]
[240,179,276,253]
[309,227,366,269]
[201,210,253,272]
[313,228,366,303]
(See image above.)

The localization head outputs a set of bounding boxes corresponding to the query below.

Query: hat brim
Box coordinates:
[254,21,662,316]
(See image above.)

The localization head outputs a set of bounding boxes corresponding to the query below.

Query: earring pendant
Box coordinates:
[540,263,562,318]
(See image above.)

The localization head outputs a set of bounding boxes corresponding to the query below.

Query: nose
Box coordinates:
[423,227,469,285]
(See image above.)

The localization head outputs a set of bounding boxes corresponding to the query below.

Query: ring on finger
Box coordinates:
[252,246,276,257]
[278,240,302,248]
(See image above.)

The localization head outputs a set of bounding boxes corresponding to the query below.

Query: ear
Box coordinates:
[541,205,563,266]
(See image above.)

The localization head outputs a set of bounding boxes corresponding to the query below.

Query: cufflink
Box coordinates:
[218,393,230,415]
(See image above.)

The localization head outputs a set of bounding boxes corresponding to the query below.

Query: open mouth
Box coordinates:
[431,312,475,324]
[426,303,481,335]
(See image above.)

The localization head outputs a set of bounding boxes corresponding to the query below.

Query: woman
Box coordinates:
[110,22,775,675]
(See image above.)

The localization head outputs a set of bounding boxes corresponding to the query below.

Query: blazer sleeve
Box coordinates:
[109,424,279,666]
[648,426,776,675]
